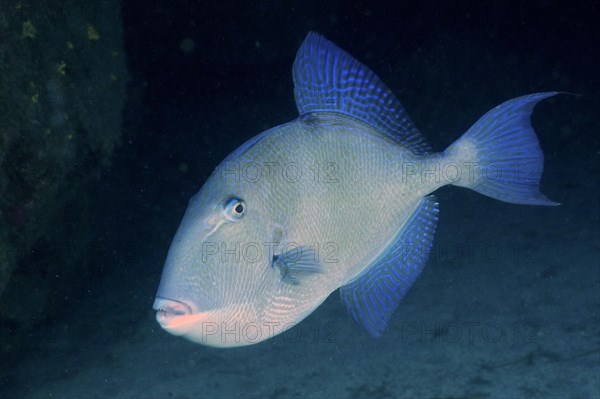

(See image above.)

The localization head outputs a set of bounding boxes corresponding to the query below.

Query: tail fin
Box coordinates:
[445,92,559,206]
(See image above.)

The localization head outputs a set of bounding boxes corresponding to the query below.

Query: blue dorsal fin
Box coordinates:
[293,32,430,155]
[340,196,439,337]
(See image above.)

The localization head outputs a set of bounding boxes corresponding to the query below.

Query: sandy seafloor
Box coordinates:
[3,3,600,399]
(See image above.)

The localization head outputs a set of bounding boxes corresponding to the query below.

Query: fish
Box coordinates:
[153,32,559,348]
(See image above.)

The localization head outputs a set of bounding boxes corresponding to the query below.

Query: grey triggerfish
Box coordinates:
[153,32,558,347]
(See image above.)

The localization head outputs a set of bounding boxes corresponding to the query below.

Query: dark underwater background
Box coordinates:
[1,1,599,398]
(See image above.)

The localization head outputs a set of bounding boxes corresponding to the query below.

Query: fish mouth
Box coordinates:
[153,297,210,336]
[153,297,193,324]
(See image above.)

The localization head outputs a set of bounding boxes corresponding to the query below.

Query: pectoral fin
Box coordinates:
[272,246,322,286]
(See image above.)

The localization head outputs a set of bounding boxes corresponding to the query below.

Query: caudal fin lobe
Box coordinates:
[446,92,560,206]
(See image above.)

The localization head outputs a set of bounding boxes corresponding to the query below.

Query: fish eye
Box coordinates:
[223,197,246,221]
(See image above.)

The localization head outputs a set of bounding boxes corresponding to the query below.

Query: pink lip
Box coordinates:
[153,297,192,324]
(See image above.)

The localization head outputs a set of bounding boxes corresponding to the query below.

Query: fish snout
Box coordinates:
[153,296,212,338]
[153,297,192,324]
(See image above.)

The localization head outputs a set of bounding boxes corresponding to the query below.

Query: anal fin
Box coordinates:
[340,195,439,337]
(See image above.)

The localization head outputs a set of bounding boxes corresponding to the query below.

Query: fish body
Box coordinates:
[153,33,558,347]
